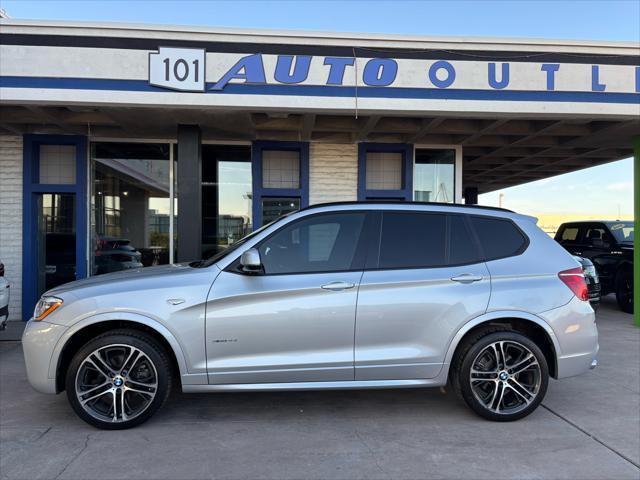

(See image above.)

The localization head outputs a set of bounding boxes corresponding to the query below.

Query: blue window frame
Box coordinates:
[22,134,87,320]
[358,143,413,201]
[252,140,309,228]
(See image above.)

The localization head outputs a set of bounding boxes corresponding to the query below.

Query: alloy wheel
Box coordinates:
[469,340,542,415]
[75,344,158,423]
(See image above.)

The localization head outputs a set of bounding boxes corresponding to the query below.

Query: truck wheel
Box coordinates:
[454,331,549,422]
[65,329,172,429]
[616,270,633,314]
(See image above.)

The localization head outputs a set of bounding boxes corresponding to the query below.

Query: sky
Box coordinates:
[2,0,637,218]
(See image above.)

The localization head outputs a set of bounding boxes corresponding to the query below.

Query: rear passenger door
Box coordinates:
[354,211,491,381]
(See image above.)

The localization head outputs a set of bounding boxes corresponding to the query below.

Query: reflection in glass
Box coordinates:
[173,145,178,263]
[414,149,455,203]
[37,193,76,295]
[91,143,170,275]
[262,198,300,225]
[202,145,252,259]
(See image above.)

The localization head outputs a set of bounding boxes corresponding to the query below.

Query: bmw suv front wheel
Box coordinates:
[65,329,172,429]
[454,331,549,421]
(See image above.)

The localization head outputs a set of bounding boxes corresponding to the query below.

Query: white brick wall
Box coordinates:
[309,143,358,205]
[0,135,23,321]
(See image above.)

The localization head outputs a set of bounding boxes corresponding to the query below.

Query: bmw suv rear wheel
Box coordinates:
[455,331,549,421]
[65,329,172,429]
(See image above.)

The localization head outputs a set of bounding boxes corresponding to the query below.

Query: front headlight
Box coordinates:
[33,296,63,321]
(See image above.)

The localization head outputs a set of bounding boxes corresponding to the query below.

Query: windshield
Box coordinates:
[192,213,294,268]
[608,222,634,243]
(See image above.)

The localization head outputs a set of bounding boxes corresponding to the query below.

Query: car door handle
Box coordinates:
[451,274,483,284]
[321,281,355,291]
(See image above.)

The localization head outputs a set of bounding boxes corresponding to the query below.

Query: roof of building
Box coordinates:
[1,19,639,56]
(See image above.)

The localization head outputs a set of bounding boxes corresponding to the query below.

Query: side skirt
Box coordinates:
[182,378,446,393]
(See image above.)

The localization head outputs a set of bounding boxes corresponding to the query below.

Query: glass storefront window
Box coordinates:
[365,152,402,190]
[90,142,171,275]
[262,150,300,189]
[414,149,455,203]
[39,145,76,184]
[202,145,252,259]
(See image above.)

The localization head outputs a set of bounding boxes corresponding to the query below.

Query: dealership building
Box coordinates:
[0,19,638,321]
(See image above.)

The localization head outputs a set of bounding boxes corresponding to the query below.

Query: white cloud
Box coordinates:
[606,181,633,191]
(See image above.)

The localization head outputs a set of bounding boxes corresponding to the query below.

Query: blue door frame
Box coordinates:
[251,140,309,228]
[22,134,88,320]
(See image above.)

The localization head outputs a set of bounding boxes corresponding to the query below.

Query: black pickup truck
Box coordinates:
[555,221,634,313]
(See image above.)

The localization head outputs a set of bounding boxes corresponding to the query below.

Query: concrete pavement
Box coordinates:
[1,296,638,479]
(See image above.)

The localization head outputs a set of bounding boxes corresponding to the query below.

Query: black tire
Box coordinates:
[616,270,633,314]
[65,329,172,430]
[453,330,549,422]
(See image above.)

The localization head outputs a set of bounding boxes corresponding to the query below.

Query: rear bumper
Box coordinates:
[539,296,599,379]
[557,345,599,378]
[22,319,68,394]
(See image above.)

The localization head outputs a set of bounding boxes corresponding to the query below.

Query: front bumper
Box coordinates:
[0,304,8,330]
[0,282,9,328]
[22,319,68,394]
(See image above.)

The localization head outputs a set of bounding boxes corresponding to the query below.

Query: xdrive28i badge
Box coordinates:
[149,47,206,92]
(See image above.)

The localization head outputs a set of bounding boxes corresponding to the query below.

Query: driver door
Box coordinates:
[205,211,371,384]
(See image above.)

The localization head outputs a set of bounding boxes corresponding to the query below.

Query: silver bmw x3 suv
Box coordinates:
[23,202,598,429]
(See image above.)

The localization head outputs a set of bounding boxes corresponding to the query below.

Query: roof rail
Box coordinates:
[300,201,513,213]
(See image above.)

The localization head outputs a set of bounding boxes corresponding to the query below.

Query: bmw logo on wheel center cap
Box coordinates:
[499,372,509,381]
[113,376,124,387]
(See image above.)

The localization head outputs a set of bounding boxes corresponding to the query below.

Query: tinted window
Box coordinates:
[584,225,610,245]
[469,216,527,260]
[449,215,481,265]
[379,213,446,268]
[560,227,580,242]
[608,222,634,243]
[259,213,366,274]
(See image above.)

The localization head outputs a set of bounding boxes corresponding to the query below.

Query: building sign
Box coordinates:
[149,47,206,91]
[148,48,640,95]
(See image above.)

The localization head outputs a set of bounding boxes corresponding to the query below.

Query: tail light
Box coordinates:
[559,267,589,301]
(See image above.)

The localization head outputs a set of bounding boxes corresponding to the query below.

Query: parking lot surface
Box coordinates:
[1,296,639,480]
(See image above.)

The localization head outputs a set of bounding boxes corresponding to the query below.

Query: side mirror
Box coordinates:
[240,248,263,274]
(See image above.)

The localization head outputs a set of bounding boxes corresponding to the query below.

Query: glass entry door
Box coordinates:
[36,193,76,296]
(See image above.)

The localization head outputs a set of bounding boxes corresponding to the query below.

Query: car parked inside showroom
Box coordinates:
[23,202,598,429]
[555,221,633,313]
[93,236,144,275]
